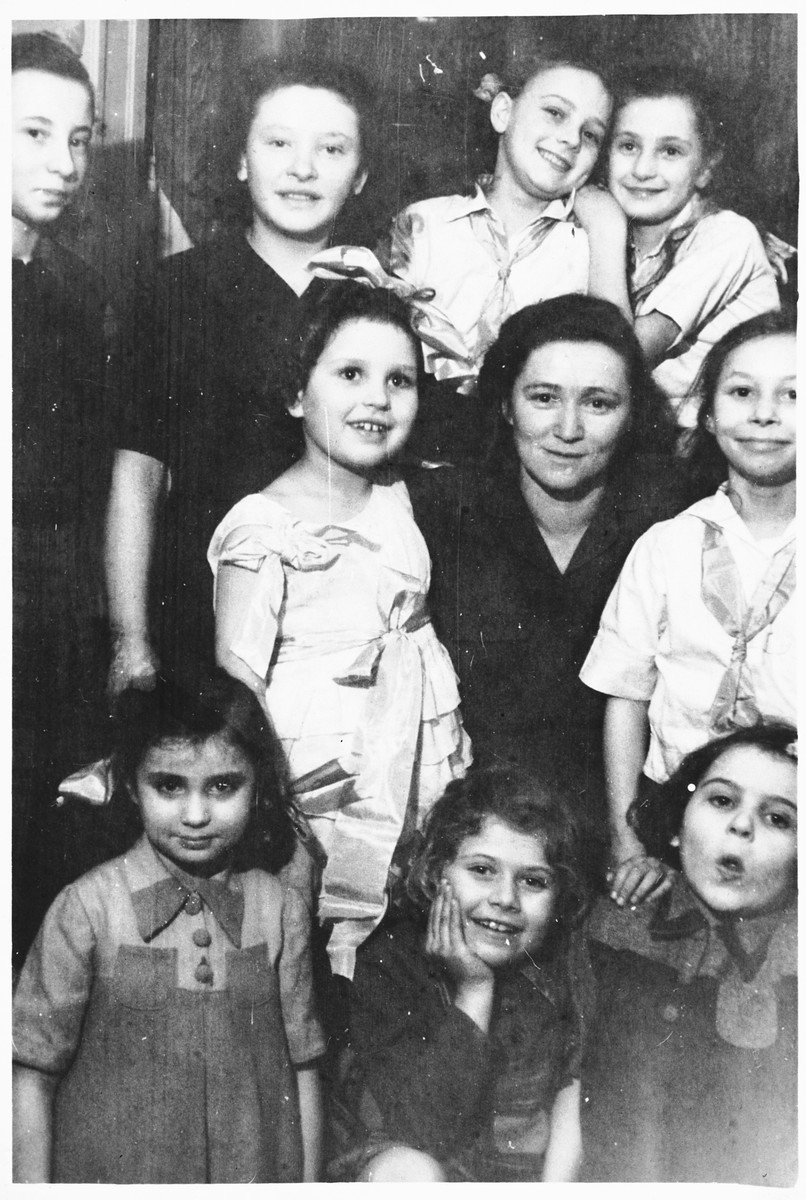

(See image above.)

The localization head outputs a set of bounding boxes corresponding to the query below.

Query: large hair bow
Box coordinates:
[307,245,474,370]
[57,758,114,806]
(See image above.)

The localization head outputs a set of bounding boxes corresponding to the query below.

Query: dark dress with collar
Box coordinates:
[13,238,114,963]
[328,908,582,1181]
[581,880,797,1185]
[117,230,330,676]
[12,836,325,1183]
[408,456,684,840]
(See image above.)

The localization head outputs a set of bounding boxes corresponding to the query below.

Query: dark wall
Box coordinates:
[148,15,797,249]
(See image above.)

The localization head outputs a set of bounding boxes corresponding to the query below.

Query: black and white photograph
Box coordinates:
[10,9,798,1187]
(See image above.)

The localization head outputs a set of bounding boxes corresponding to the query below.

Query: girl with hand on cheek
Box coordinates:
[328,768,589,1183]
[209,283,471,979]
[607,63,781,425]
[582,724,797,1185]
[581,313,796,909]
[12,672,325,1184]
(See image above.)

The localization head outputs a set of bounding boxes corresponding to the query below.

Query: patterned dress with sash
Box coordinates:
[208,480,472,978]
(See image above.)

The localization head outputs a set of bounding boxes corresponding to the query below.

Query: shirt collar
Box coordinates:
[124,836,244,946]
[447,179,576,225]
[690,485,796,550]
[633,194,704,262]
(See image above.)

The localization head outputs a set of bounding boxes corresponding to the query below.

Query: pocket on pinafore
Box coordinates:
[112,945,175,1009]
[227,943,278,1008]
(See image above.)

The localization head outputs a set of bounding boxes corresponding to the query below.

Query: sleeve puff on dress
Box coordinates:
[209,479,472,977]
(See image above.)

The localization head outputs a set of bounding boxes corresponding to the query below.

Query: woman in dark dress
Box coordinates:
[410,295,684,873]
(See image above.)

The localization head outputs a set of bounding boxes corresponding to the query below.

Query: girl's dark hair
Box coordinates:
[110,670,296,873]
[478,293,672,469]
[407,767,590,934]
[12,30,95,115]
[612,62,725,166]
[629,722,798,870]
[679,310,796,493]
[230,53,377,169]
[286,280,426,401]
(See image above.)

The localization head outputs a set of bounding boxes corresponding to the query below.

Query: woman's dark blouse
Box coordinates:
[117,230,329,668]
[13,239,114,960]
[408,456,684,822]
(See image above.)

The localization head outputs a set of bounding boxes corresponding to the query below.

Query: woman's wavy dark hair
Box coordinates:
[281,280,427,405]
[479,293,673,470]
[406,766,590,938]
[629,721,797,872]
[678,311,796,494]
[110,670,297,873]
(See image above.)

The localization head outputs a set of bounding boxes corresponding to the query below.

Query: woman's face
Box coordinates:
[238,84,366,243]
[679,745,797,918]
[504,340,633,497]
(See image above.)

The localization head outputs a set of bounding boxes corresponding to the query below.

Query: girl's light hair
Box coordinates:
[406,767,590,932]
[482,45,612,103]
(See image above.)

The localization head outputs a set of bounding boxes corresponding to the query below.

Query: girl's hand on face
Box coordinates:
[607,853,674,908]
[426,881,494,990]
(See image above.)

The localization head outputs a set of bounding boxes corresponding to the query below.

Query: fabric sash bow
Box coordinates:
[307,245,475,379]
[296,599,432,979]
[629,202,715,309]
[467,203,563,362]
[700,520,795,732]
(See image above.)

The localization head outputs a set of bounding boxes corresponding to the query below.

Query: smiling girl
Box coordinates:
[328,767,589,1182]
[582,724,797,1184]
[379,48,629,461]
[581,313,796,909]
[607,64,780,423]
[209,283,471,978]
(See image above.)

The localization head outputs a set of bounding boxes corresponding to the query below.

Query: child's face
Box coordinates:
[133,734,255,877]
[441,817,558,970]
[12,69,93,231]
[289,318,419,473]
[491,67,611,205]
[238,84,366,244]
[710,333,796,489]
[504,339,632,496]
[679,745,797,918]
[608,95,713,234]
